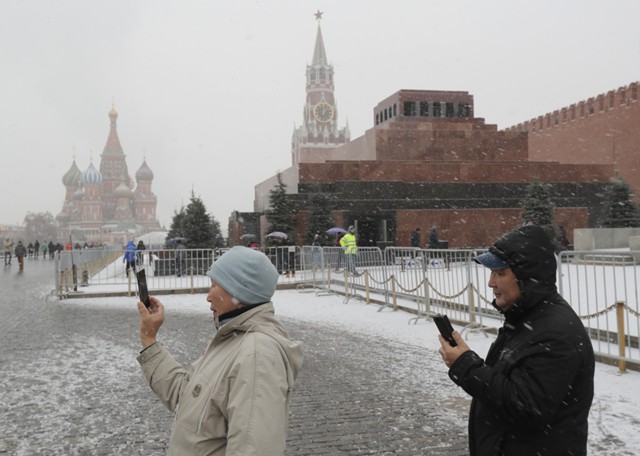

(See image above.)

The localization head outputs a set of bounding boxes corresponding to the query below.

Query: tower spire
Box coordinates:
[312,11,328,66]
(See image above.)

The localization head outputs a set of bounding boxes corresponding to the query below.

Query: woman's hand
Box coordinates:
[137,296,165,349]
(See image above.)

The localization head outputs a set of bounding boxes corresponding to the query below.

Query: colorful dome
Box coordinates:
[81,162,102,185]
[113,181,132,198]
[62,160,82,187]
[135,160,154,181]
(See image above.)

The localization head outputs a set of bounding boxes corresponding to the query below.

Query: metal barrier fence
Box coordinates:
[55,248,221,297]
[295,246,640,370]
[55,245,640,370]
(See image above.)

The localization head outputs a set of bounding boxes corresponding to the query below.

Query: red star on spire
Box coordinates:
[314,10,323,20]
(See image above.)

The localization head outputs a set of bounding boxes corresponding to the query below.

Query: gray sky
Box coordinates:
[1,0,639,234]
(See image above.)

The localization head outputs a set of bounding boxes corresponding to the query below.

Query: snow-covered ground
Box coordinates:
[92,288,640,454]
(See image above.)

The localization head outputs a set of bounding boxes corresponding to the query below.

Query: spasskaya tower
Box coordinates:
[292,10,350,165]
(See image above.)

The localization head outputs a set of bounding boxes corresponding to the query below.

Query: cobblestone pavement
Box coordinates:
[0,260,469,455]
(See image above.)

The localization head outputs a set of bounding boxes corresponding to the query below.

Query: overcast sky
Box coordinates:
[1,0,639,234]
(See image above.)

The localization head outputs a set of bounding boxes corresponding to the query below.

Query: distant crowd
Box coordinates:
[2,237,111,271]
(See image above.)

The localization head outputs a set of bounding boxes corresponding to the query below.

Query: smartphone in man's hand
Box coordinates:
[136,269,151,308]
[433,314,457,347]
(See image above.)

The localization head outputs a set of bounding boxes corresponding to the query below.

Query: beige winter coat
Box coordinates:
[138,303,303,456]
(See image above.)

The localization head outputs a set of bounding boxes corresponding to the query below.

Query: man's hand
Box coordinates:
[137,296,164,349]
[438,331,470,369]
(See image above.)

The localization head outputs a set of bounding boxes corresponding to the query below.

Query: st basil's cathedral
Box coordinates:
[56,105,161,245]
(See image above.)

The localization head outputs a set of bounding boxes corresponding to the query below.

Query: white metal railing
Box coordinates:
[54,245,640,370]
[55,248,223,297]
[297,247,640,371]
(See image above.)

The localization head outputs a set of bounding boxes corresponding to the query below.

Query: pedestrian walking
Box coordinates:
[14,241,27,271]
[282,234,295,278]
[438,224,595,456]
[34,240,40,259]
[136,246,303,455]
[340,225,359,275]
[410,227,421,248]
[136,240,146,266]
[3,237,13,265]
[174,240,186,277]
[27,242,34,259]
[428,225,439,248]
[123,241,137,276]
[311,233,322,268]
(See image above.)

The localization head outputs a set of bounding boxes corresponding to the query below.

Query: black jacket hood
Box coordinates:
[488,224,558,319]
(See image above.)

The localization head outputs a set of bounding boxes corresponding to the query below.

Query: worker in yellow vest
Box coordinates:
[339,225,359,276]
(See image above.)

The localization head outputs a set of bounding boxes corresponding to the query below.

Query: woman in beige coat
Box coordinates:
[137,246,303,455]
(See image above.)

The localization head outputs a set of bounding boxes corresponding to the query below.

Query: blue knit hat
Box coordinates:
[206,246,279,305]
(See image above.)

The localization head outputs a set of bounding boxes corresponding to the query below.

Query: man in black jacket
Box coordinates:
[438,224,594,455]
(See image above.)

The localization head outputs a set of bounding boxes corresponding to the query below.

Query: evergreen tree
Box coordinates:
[521,181,557,242]
[166,206,186,242]
[266,173,295,240]
[165,193,225,248]
[602,177,640,228]
[304,188,335,244]
[522,181,554,226]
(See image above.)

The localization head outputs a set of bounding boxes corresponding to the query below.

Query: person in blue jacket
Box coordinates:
[123,240,137,275]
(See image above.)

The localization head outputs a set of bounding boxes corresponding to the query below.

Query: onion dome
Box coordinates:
[73,187,85,200]
[135,160,154,181]
[56,212,70,222]
[62,160,82,187]
[113,181,132,198]
[81,162,102,185]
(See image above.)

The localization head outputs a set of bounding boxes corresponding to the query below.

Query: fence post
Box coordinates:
[423,277,430,316]
[616,301,627,373]
[190,266,194,294]
[391,275,397,311]
[59,270,65,296]
[127,269,133,297]
[364,271,370,304]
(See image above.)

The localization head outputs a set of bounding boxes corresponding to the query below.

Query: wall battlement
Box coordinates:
[504,81,638,133]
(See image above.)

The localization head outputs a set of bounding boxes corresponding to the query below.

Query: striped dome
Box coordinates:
[81,162,102,185]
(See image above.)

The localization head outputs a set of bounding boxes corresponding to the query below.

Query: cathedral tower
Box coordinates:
[99,105,132,220]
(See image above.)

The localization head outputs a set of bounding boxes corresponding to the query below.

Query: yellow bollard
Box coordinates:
[616,301,627,373]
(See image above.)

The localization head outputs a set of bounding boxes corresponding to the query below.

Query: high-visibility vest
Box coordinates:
[340,233,357,254]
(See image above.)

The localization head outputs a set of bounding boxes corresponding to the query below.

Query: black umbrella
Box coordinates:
[166,237,188,245]
[240,234,257,241]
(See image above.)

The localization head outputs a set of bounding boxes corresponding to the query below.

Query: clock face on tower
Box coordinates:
[313,102,334,123]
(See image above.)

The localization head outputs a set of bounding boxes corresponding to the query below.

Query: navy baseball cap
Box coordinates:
[473,251,509,270]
